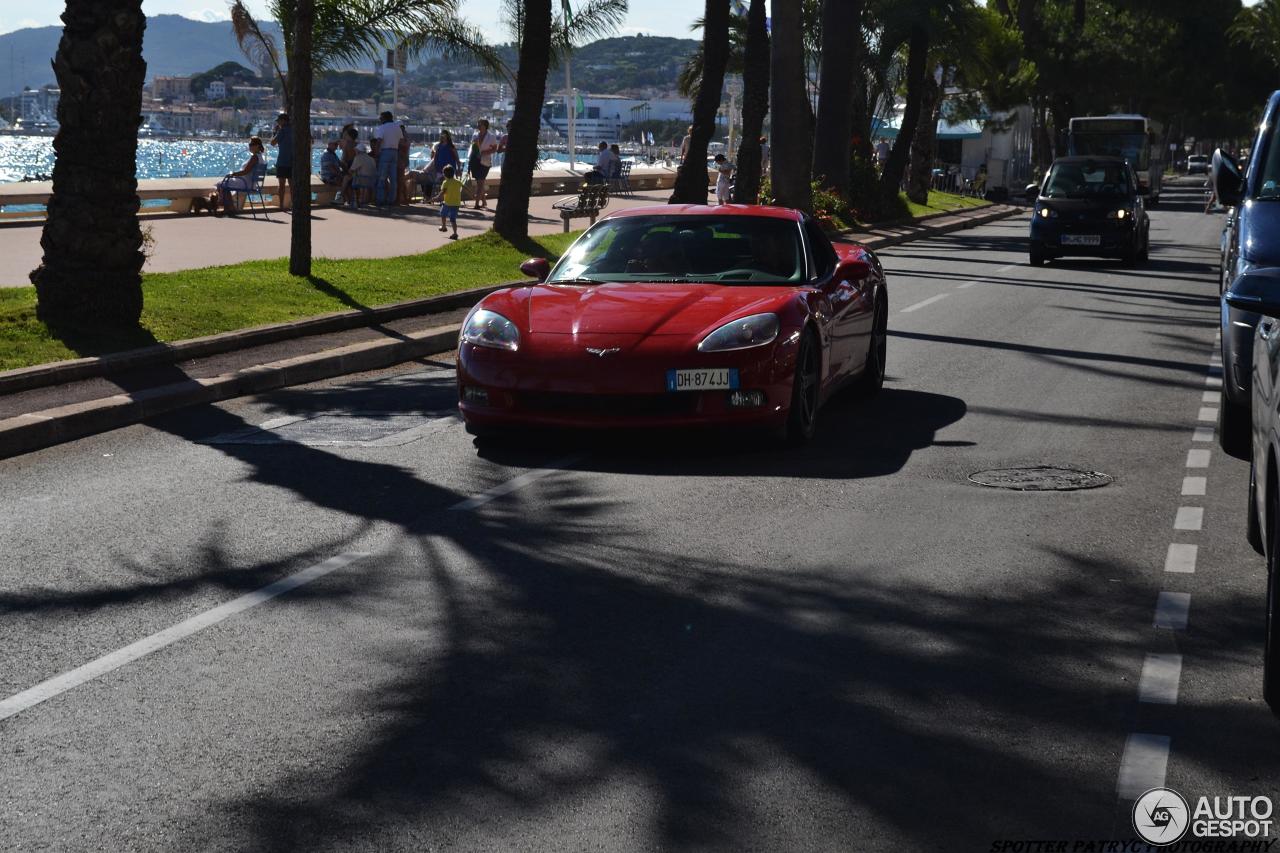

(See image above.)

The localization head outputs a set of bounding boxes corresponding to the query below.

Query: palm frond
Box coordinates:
[230,0,286,89]
[557,0,629,47]
[399,7,512,84]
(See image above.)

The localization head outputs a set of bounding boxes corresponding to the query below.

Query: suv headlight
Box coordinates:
[462,309,520,351]
[697,313,780,352]
[1106,209,1130,219]
[1038,206,1057,219]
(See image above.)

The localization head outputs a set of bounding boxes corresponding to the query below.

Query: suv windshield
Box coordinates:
[1042,161,1132,199]
[546,215,804,284]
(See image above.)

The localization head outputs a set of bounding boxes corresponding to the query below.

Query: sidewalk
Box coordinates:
[0,202,1024,458]
[0,189,677,287]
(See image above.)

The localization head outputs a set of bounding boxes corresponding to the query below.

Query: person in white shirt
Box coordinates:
[370,111,404,206]
[714,153,734,205]
[596,141,619,178]
[468,118,500,209]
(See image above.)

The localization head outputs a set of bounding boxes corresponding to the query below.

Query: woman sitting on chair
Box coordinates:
[215,136,265,215]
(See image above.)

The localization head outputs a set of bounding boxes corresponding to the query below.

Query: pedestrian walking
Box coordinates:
[874,137,891,171]
[714,153,734,205]
[468,119,500,210]
[270,112,292,211]
[371,111,404,207]
[432,164,463,240]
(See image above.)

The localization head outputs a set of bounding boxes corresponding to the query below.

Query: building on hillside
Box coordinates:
[448,81,502,112]
[205,80,227,101]
[152,75,192,100]
[541,93,692,143]
[230,86,276,107]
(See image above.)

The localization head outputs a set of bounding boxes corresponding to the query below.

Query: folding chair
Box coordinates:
[242,162,270,219]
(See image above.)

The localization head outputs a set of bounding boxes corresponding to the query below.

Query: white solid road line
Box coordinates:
[449,454,586,512]
[900,293,950,313]
[1117,733,1172,798]
[0,552,370,723]
[1164,544,1198,574]
[1181,476,1206,496]
[1186,449,1211,468]
[1174,507,1204,531]
[1138,654,1183,705]
[1155,592,1191,630]
[1192,427,1214,442]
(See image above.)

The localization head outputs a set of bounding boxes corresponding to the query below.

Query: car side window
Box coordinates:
[803,219,837,280]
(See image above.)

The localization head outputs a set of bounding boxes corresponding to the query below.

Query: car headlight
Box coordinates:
[461,309,520,351]
[1038,206,1057,219]
[697,313,780,352]
[1107,209,1129,219]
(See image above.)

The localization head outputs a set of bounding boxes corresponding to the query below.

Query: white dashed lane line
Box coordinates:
[1155,591,1192,630]
[1164,544,1197,573]
[1198,407,1218,422]
[1193,426,1214,442]
[1187,449,1211,468]
[1182,476,1206,495]
[1138,654,1183,705]
[1117,733,1172,798]
[899,293,950,313]
[1174,507,1204,531]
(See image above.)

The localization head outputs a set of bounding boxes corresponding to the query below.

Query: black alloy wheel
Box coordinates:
[784,330,821,445]
[855,295,887,397]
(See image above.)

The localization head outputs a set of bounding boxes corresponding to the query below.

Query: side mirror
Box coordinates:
[520,257,551,282]
[1224,268,1280,317]
[831,258,872,286]
[1024,183,1039,203]
[1212,148,1245,208]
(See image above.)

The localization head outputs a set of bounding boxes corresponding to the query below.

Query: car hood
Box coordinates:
[1240,200,1280,266]
[524,282,792,336]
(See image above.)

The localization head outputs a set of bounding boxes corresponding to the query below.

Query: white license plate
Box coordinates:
[1062,234,1101,246]
[666,368,740,392]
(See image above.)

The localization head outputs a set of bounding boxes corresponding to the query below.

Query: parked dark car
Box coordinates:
[1027,156,1150,267]
[1223,269,1280,716]
[1213,89,1280,456]
[1188,154,1209,175]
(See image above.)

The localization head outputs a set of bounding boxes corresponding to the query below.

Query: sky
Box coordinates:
[0,0,708,40]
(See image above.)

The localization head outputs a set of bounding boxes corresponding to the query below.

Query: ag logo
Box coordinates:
[1133,787,1190,845]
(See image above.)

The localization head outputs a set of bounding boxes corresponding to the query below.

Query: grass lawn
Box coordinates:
[900,190,991,219]
[0,230,578,372]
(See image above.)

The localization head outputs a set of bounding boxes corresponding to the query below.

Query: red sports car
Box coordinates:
[456,204,888,443]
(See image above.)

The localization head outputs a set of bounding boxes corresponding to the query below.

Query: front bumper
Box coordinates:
[456,332,800,430]
[1030,216,1137,256]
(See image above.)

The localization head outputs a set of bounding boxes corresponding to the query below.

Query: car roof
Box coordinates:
[1050,155,1129,165]
[601,203,805,222]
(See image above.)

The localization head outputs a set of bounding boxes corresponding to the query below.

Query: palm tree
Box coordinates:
[732,0,768,204]
[289,0,315,277]
[878,23,928,198]
[769,0,811,211]
[1230,0,1280,71]
[670,0,731,204]
[30,0,147,334]
[493,0,627,238]
[812,0,864,196]
[494,0,552,240]
[677,13,746,100]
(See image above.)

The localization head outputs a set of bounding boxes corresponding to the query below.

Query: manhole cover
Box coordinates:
[967,466,1113,491]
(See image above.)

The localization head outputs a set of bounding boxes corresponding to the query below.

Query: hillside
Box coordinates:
[408,35,699,94]
[0,15,285,97]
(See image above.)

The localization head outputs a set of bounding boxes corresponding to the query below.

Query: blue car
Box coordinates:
[1224,269,1280,715]
[1213,90,1280,456]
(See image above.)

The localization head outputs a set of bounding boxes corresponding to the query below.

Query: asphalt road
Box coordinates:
[3,183,1276,852]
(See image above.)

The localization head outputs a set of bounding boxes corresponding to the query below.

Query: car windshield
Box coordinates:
[1042,162,1132,199]
[546,215,804,284]
[1256,132,1280,200]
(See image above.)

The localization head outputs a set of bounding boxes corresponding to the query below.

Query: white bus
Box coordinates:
[1067,114,1162,205]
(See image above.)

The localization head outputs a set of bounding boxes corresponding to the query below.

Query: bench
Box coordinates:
[551,184,610,232]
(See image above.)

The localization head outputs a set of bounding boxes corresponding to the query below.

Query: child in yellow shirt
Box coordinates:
[432,164,463,240]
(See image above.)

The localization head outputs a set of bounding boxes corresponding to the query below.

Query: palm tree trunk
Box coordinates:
[812,0,862,195]
[289,0,313,277]
[30,0,146,333]
[879,24,929,198]
[906,71,941,206]
[769,0,811,211]
[494,0,552,239]
[670,0,730,204]
[732,0,769,204]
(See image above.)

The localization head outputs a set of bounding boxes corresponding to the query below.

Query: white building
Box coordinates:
[541,93,692,143]
[205,80,226,101]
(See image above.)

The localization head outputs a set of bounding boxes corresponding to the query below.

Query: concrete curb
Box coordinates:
[0,202,1024,460]
[0,323,460,459]
[0,282,529,396]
